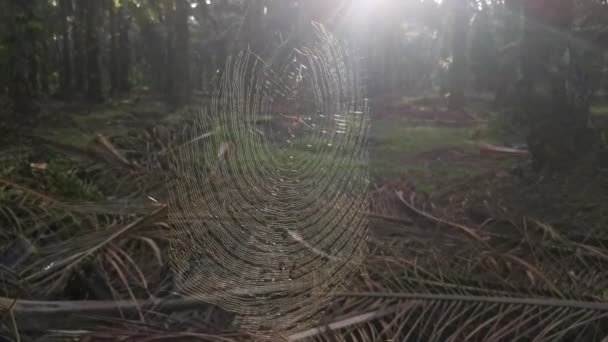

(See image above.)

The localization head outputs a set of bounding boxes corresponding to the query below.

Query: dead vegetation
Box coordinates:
[0,99,608,341]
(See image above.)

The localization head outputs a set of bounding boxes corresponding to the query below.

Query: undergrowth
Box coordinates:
[1,154,103,202]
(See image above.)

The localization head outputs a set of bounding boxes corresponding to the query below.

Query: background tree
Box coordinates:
[85,0,103,102]
[0,0,606,169]
[447,0,469,110]
[169,0,191,107]
[58,0,72,96]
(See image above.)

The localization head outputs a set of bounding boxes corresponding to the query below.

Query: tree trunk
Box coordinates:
[522,0,593,170]
[117,6,131,92]
[168,0,190,107]
[73,1,86,93]
[448,0,468,110]
[108,0,119,94]
[165,3,176,105]
[25,1,40,95]
[85,0,102,102]
[40,38,50,94]
[58,0,72,95]
[6,1,37,116]
[27,52,39,94]
[148,28,163,92]
[493,0,522,105]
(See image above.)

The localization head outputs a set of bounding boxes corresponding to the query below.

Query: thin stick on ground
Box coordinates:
[395,190,487,245]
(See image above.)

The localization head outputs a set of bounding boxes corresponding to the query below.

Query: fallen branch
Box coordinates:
[93,134,138,170]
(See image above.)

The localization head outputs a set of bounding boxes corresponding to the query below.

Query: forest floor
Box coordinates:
[366,93,608,248]
[368,94,512,190]
[20,90,606,246]
[2,92,608,339]
[15,91,608,237]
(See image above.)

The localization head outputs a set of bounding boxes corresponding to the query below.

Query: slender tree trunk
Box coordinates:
[25,1,40,95]
[448,0,468,110]
[137,14,161,92]
[85,0,103,102]
[7,2,34,115]
[168,0,190,107]
[117,6,131,92]
[493,0,522,105]
[58,0,72,95]
[3,0,46,119]
[73,1,86,93]
[108,0,119,94]
[40,35,50,94]
[174,0,190,105]
[27,53,40,94]
[165,3,176,104]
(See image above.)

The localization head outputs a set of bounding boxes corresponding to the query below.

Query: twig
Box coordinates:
[366,212,413,225]
[395,190,487,245]
[286,304,408,341]
[94,134,140,170]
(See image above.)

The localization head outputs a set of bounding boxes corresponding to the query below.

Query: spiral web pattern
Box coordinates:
[168,23,369,338]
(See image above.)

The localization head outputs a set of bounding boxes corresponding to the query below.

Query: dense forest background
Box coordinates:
[2,0,608,168]
[3,0,608,341]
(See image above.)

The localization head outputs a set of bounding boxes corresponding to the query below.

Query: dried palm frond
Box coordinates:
[18,206,166,298]
[0,294,235,334]
[291,244,608,341]
[0,177,108,251]
[301,291,608,342]
[290,182,608,341]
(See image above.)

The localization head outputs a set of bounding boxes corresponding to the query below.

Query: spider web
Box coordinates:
[167,23,369,339]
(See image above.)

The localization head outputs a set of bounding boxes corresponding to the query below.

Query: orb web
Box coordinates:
[167,23,369,338]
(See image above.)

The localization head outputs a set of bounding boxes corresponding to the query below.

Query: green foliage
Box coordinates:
[370,122,474,154]
[591,103,608,117]
[12,157,104,201]
[44,163,103,201]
